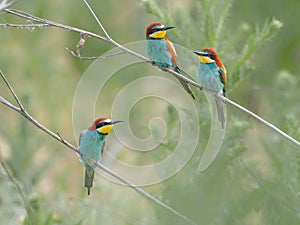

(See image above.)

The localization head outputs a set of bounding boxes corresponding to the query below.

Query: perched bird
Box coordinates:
[194,48,227,128]
[78,118,122,195]
[146,22,195,99]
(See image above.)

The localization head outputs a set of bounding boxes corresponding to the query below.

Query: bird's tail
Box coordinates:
[215,97,225,129]
[84,168,94,195]
[175,67,195,100]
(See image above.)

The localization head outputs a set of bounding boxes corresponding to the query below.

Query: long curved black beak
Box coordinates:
[161,26,175,31]
[193,51,206,56]
[111,120,123,125]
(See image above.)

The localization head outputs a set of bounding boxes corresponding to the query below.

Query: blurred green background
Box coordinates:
[0,0,299,224]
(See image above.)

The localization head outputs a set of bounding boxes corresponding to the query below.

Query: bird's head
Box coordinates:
[146,22,175,39]
[88,118,122,135]
[193,48,223,67]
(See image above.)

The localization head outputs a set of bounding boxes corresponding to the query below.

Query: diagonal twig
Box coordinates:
[2,8,299,148]
[0,152,36,225]
[82,0,111,40]
[96,162,198,225]
[0,70,79,153]
[0,70,197,225]
[66,47,125,60]
[225,97,300,148]
[2,9,149,61]
[0,69,25,111]
[0,0,19,11]
[0,23,50,28]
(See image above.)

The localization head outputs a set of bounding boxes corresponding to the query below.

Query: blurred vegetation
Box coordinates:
[0,0,300,225]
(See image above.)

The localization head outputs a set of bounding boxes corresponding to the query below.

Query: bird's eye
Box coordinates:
[96,121,110,129]
[97,122,104,128]
[208,54,215,60]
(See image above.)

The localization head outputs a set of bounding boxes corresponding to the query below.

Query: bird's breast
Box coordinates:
[78,130,105,164]
[198,63,224,92]
[146,39,174,68]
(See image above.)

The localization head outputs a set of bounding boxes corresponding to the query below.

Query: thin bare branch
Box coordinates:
[0,69,25,111]
[0,70,79,153]
[2,8,299,148]
[75,33,87,56]
[66,47,125,60]
[0,153,36,225]
[95,162,198,225]
[0,95,20,111]
[0,23,50,28]
[56,132,70,146]
[82,0,111,40]
[0,71,197,225]
[226,97,300,147]
[0,0,19,11]
[3,9,109,42]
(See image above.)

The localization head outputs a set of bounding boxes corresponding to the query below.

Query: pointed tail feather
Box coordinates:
[177,78,195,99]
[215,97,225,129]
[84,169,94,195]
[175,67,195,100]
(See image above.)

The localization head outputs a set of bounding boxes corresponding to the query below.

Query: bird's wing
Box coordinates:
[218,66,226,96]
[79,132,82,146]
[147,39,173,67]
[78,130,87,146]
[78,130,86,161]
[101,141,106,156]
[165,38,177,66]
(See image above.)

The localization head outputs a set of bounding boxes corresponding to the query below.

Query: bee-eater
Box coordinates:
[194,48,227,128]
[146,22,195,99]
[78,118,122,195]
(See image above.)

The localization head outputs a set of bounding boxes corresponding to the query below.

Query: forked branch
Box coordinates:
[0,70,197,225]
[0,0,19,11]
[1,7,299,148]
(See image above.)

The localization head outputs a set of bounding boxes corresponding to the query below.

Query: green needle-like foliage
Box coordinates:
[142,0,300,224]
[0,0,299,224]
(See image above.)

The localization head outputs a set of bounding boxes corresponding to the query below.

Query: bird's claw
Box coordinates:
[149,61,156,66]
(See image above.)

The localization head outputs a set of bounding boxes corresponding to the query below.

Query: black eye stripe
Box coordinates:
[96,121,111,129]
[209,54,215,60]
[149,28,158,34]
[202,53,215,60]
[149,27,164,35]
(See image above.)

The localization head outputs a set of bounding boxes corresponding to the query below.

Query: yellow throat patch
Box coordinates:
[150,30,167,39]
[199,56,215,64]
[97,124,113,134]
